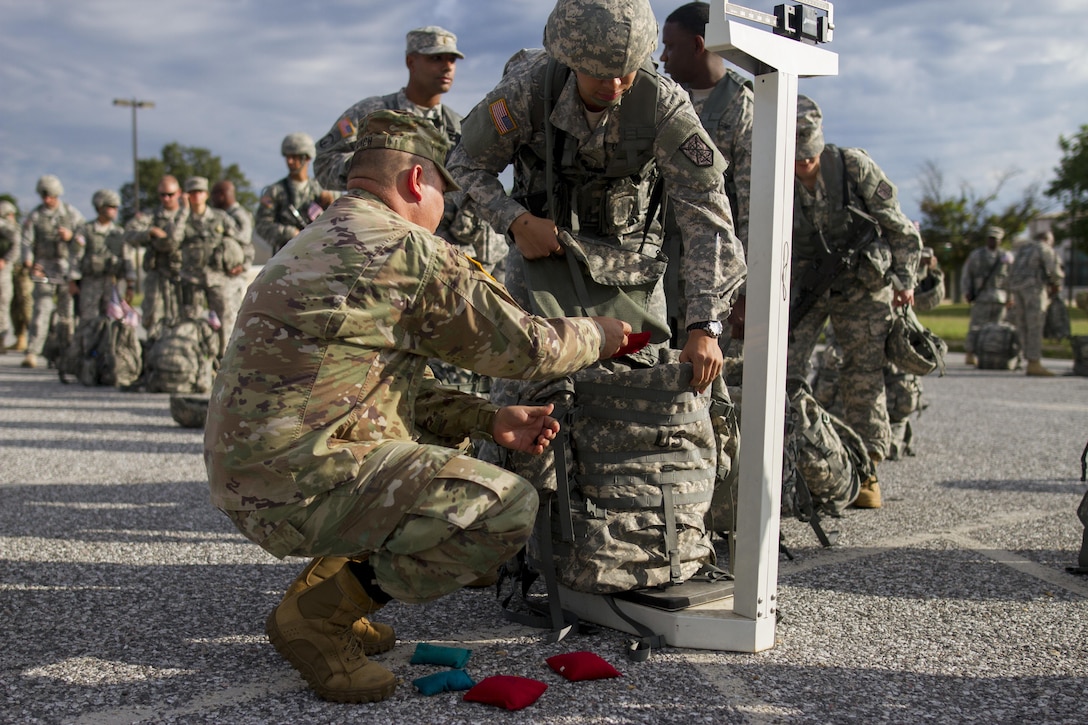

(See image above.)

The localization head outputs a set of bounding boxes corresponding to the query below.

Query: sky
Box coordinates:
[2,0,1086,234]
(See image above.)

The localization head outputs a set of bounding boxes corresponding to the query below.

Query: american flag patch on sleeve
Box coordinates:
[488,99,517,135]
[337,117,355,138]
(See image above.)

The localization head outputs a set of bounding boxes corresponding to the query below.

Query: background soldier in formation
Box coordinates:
[786,96,922,508]
[20,175,85,369]
[178,176,244,349]
[1007,229,1064,376]
[255,133,332,256]
[125,175,186,338]
[70,189,130,320]
[961,225,1011,366]
[0,200,18,353]
[205,110,631,703]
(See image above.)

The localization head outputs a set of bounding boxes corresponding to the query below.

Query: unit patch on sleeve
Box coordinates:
[875,180,894,200]
[680,134,714,167]
[488,99,518,136]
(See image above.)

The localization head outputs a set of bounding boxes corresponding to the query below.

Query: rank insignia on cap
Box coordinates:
[337,117,356,139]
[680,134,714,167]
[488,99,517,136]
[875,180,894,200]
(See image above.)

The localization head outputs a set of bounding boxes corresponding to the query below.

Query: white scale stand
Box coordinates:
[557,1,838,652]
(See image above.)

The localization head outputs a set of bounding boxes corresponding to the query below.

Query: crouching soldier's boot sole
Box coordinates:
[267,565,397,703]
[282,556,395,655]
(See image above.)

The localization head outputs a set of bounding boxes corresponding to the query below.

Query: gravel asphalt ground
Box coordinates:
[2,350,1086,724]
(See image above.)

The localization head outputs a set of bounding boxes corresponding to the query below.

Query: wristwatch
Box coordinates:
[686,320,723,338]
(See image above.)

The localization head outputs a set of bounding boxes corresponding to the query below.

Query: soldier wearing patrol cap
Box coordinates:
[206,109,633,703]
[20,174,85,368]
[313,25,507,284]
[71,188,132,321]
[255,133,333,256]
[448,0,747,395]
[786,95,922,508]
[961,224,1012,366]
[178,176,244,350]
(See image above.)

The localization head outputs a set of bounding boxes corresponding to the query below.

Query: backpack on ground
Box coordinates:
[884,368,925,460]
[41,312,73,370]
[782,381,870,547]
[1072,336,1088,377]
[144,317,220,394]
[975,322,1021,370]
[58,316,109,385]
[1044,296,1071,340]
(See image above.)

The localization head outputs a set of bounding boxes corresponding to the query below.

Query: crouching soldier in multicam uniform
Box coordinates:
[204,110,633,703]
[70,189,133,321]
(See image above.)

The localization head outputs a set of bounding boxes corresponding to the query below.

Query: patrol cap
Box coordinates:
[356,109,461,192]
[36,174,64,198]
[986,225,1005,241]
[0,200,16,217]
[544,0,658,79]
[796,95,824,160]
[185,176,209,193]
[405,26,464,58]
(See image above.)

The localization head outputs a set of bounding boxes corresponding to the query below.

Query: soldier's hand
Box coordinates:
[510,212,562,260]
[680,332,723,393]
[493,403,561,455]
[149,226,166,239]
[591,316,632,359]
[892,289,915,308]
[57,226,73,242]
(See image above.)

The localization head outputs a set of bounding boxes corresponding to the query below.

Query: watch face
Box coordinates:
[707,321,724,337]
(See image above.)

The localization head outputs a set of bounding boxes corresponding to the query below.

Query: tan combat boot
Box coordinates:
[21,352,37,369]
[853,451,883,509]
[1025,360,1055,377]
[963,353,976,366]
[9,332,28,352]
[282,557,395,655]
[267,564,397,703]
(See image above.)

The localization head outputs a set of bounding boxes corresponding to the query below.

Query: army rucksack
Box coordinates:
[782,382,870,546]
[144,316,220,394]
[975,322,1021,370]
[1044,296,1071,340]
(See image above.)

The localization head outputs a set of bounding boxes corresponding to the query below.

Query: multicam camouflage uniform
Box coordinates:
[72,211,129,320]
[314,90,506,279]
[786,97,921,460]
[20,192,85,357]
[1007,233,1064,363]
[206,187,604,604]
[125,205,187,338]
[961,231,1012,357]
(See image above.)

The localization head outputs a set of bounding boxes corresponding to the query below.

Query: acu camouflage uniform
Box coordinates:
[961,240,1012,356]
[446,48,745,341]
[125,205,187,337]
[205,189,604,604]
[71,217,129,320]
[786,142,921,460]
[178,205,243,348]
[1006,236,1064,362]
[0,212,18,345]
[255,177,327,256]
[217,201,255,348]
[21,199,85,356]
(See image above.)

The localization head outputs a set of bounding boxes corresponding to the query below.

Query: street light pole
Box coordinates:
[112,98,155,216]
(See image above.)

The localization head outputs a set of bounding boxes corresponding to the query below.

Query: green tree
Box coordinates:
[917,160,1042,300]
[1045,124,1088,289]
[119,142,255,222]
